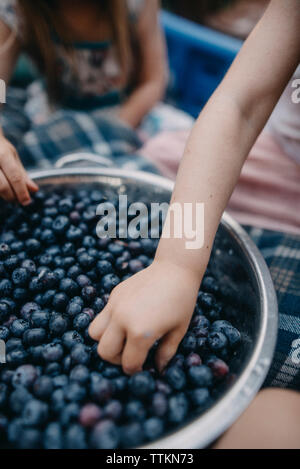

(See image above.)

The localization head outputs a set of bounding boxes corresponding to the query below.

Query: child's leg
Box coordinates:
[214,389,300,449]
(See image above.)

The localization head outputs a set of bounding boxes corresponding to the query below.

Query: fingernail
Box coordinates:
[22,199,32,206]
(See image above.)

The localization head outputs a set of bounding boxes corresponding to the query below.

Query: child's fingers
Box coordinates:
[26,177,39,193]
[122,333,156,376]
[155,328,184,373]
[0,170,15,202]
[88,304,112,341]
[97,323,125,364]
[2,157,31,205]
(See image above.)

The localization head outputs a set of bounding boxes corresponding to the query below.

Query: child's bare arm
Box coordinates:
[90,0,300,374]
[118,0,167,127]
[0,20,38,204]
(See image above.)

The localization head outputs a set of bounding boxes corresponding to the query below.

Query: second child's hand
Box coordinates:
[89,259,201,375]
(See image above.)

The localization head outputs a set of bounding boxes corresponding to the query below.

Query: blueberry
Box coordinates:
[120,422,143,448]
[101,274,120,293]
[33,376,54,400]
[0,279,13,297]
[91,377,113,404]
[42,343,64,362]
[4,255,19,272]
[51,388,65,413]
[66,301,82,318]
[76,274,91,288]
[165,366,187,391]
[115,256,129,274]
[44,422,63,449]
[12,365,38,389]
[68,265,82,280]
[0,326,9,341]
[96,260,114,276]
[206,357,229,379]
[128,241,141,255]
[53,268,65,281]
[73,313,90,331]
[21,259,37,275]
[198,292,216,310]
[12,267,30,287]
[90,420,120,449]
[0,383,8,409]
[11,241,24,253]
[10,319,29,339]
[98,252,114,263]
[103,400,122,421]
[5,337,23,353]
[185,353,202,368]
[18,428,42,449]
[71,343,91,365]
[129,259,144,274]
[190,388,211,408]
[125,400,146,422]
[30,311,50,329]
[211,321,241,349]
[10,386,32,414]
[0,243,10,260]
[70,364,89,384]
[59,198,73,215]
[151,392,168,418]
[202,276,219,294]
[53,215,70,234]
[129,371,155,398]
[207,331,228,352]
[180,333,197,354]
[40,229,56,246]
[81,285,97,303]
[13,288,27,302]
[53,374,69,388]
[25,238,41,255]
[168,393,189,424]
[62,330,84,350]
[59,278,79,297]
[113,376,128,396]
[7,418,24,444]
[52,292,69,311]
[60,402,80,427]
[78,404,101,429]
[66,226,83,242]
[65,424,87,449]
[62,243,76,256]
[93,297,105,314]
[188,365,213,388]
[102,366,121,379]
[144,417,164,441]
[20,302,40,321]
[156,379,172,395]
[0,301,10,322]
[22,399,48,427]
[23,328,46,346]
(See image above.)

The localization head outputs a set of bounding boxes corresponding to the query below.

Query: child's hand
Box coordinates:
[0,135,38,205]
[89,260,201,375]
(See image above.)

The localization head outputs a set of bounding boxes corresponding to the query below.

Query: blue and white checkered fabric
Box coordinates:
[0,86,159,174]
[246,227,300,391]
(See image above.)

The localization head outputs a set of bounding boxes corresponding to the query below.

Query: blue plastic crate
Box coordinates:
[161,11,242,117]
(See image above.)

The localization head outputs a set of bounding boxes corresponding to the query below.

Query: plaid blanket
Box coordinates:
[246,227,300,391]
[0,87,159,174]
[1,88,299,392]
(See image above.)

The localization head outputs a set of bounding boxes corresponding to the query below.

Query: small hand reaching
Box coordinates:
[0,135,38,205]
[89,260,201,375]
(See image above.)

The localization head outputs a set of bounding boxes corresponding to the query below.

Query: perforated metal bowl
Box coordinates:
[28,159,277,449]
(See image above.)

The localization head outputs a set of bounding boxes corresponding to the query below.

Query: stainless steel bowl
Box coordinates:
[28,163,278,449]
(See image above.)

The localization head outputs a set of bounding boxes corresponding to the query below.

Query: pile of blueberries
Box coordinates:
[0,187,242,449]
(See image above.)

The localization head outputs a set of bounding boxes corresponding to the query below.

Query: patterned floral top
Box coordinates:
[0,0,145,108]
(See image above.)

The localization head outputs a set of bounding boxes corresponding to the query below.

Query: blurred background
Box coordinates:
[163,0,268,39]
